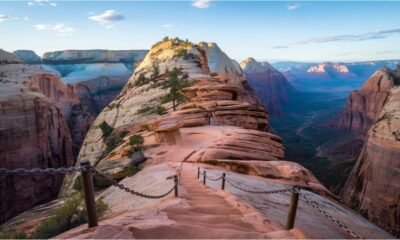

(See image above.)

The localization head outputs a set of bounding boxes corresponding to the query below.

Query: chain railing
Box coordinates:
[197,167,364,239]
[0,161,179,228]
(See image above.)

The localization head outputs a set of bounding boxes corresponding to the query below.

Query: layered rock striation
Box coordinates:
[240,57,296,115]
[63,38,319,194]
[335,67,399,132]
[0,61,75,224]
[342,66,400,237]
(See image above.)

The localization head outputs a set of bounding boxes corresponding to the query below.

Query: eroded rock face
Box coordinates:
[334,67,398,132]
[240,57,296,115]
[13,50,42,64]
[63,38,318,196]
[342,77,400,237]
[0,63,75,224]
[0,50,21,64]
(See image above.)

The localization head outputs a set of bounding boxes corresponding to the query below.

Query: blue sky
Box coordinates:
[0,0,400,62]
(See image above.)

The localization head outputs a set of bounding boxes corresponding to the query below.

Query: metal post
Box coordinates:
[174,175,179,197]
[221,173,226,190]
[203,170,206,185]
[80,161,98,228]
[197,167,200,179]
[286,190,299,230]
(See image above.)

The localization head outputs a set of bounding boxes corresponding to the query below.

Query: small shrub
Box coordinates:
[31,194,108,239]
[105,130,128,154]
[123,164,139,177]
[0,231,27,239]
[137,105,153,114]
[134,73,149,87]
[99,121,114,138]
[129,134,144,150]
[150,62,160,80]
[155,105,167,115]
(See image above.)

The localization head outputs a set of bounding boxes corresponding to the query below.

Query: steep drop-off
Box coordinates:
[240,57,296,115]
[0,57,75,224]
[342,66,400,237]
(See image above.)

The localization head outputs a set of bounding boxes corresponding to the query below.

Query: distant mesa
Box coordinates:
[0,49,21,64]
[13,50,42,64]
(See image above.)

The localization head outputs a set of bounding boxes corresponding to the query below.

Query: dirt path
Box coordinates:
[127,165,272,239]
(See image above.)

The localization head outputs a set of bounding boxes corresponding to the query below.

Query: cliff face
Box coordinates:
[240,58,296,115]
[0,50,21,64]
[342,67,400,237]
[62,38,320,194]
[0,63,75,224]
[335,67,398,132]
[13,50,42,64]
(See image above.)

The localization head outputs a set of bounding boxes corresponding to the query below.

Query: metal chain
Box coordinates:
[300,192,363,239]
[91,167,176,199]
[225,178,293,194]
[0,166,88,174]
[205,175,223,181]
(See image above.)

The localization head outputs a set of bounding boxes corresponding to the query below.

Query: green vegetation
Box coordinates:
[161,67,192,110]
[136,105,154,114]
[73,175,83,191]
[135,73,150,87]
[99,121,114,138]
[129,134,144,151]
[105,130,129,154]
[155,105,167,115]
[150,62,160,80]
[0,231,27,239]
[123,164,140,177]
[174,48,187,58]
[28,194,108,239]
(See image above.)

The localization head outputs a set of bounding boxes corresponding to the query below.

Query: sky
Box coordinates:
[0,0,400,62]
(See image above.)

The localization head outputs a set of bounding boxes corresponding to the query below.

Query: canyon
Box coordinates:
[0,52,75,224]
[240,57,296,115]
[0,41,398,238]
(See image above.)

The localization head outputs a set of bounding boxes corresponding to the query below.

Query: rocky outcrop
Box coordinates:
[334,67,399,132]
[342,66,400,237]
[240,57,296,115]
[0,50,21,64]
[13,50,42,64]
[62,38,317,194]
[0,62,75,224]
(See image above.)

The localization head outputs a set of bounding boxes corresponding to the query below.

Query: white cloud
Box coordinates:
[89,10,125,23]
[0,14,18,22]
[33,24,75,35]
[23,16,30,21]
[192,0,212,9]
[287,4,302,10]
[28,0,57,7]
[162,24,173,28]
[297,28,400,44]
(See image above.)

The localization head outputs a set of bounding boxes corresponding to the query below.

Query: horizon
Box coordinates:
[1,1,400,62]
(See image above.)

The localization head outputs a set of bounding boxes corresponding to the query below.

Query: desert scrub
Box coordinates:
[129,134,144,150]
[154,105,167,115]
[134,73,150,87]
[104,129,129,154]
[136,105,154,114]
[99,121,114,138]
[0,231,27,239]
[30,194,108,239]
[123,164,140,177]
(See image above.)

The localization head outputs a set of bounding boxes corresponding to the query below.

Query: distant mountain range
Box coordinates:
[272,60,400,92]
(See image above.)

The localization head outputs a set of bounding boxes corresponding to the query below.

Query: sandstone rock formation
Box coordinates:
[342,66,400,237]
[39,50,147,155]
[0,49,21,64]
[42,49,147,64]
[240,57,296,115]
[335,67,398,132]
[13,50,42,64]
[62,38,321,194]
[0,61,75,224]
